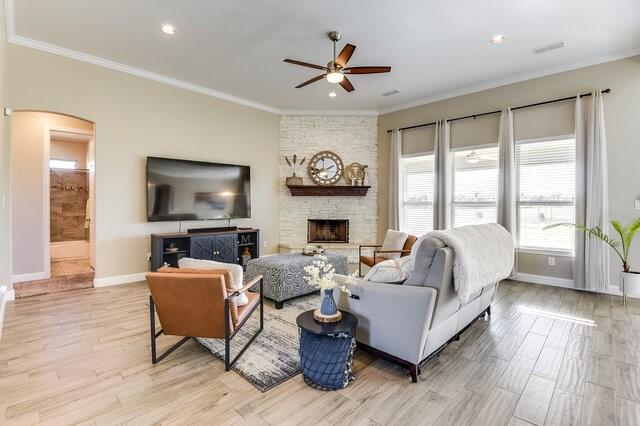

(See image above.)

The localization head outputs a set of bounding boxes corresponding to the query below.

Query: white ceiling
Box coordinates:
[9,0,640,113]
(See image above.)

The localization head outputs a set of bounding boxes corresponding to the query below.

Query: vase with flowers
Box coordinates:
[304,255,351,323]
[285,154,305,186]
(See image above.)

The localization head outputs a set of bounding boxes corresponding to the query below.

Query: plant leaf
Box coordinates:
[285,156,292,167]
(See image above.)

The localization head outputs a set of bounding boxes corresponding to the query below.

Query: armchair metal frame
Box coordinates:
[358,244,412,277]
[150,276,264,371]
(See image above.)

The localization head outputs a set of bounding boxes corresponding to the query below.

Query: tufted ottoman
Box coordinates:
[245,252,348,309]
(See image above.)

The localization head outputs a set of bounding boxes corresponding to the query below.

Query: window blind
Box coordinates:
[515,138,576,252]
[401,154,434,236]
[451,146,499,227]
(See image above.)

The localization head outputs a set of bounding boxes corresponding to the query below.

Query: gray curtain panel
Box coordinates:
[389,129,403,230]
[574,91,610,291]
[497,108,516,239]
[433,120,450,230]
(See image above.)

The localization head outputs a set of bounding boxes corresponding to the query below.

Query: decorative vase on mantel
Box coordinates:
[286,173,303,186]
[314,288,342,323]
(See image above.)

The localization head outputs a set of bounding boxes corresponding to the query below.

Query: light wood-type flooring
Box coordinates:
[1,280,639,425]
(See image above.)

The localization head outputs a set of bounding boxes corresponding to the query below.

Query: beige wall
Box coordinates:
[7,44,280,282]
[379,56,640,285]
[50,139,89,169]
[0,1,9,289]
[11,112,93,276]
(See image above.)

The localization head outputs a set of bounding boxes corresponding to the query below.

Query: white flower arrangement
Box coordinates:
[303,255,351,295]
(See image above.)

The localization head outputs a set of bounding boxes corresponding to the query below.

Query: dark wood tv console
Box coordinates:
[150,228,260,271]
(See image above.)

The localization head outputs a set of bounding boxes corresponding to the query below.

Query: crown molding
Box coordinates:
[4,0,281,114]
[378,47,640,115]
[7,34,282,114]
[279,110,378,116]
[6,0,640,117]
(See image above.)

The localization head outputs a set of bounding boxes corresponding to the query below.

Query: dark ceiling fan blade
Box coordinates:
[335,44,356,67]
[339,77,354,92]
[295,74,326,88]
[344,66,391,74]
[284,59,327,71]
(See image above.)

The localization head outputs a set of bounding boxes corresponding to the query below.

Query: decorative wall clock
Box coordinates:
[308,151,344,186]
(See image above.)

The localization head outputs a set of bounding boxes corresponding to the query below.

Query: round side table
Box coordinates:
[296,310,358,391]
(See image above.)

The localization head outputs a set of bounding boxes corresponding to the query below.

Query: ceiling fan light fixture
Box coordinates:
[326,71,344,84]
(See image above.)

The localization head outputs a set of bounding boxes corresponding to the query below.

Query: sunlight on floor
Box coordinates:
[518,305,596,327]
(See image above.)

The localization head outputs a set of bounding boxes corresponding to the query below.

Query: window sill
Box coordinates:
[517,248,573,257]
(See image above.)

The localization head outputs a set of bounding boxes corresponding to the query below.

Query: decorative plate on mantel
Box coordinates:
[308,151,344,186]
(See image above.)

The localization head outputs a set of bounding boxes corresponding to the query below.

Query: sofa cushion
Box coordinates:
[178,258,248,306]
[404,237,445,286]
[381,230,409,260]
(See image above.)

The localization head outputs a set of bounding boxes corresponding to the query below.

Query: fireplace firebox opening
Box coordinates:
[307,219,349,243]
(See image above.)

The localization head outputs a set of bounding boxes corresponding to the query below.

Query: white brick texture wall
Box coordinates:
[279,115,378,260]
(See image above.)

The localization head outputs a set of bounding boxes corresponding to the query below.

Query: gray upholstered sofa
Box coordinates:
[335,237,496,382]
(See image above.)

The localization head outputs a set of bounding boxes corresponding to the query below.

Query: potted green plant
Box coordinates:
[545,219,640,298]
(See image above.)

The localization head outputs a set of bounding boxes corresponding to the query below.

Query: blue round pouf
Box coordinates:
[299,329,356,390]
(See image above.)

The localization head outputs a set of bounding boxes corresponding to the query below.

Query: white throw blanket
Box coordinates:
[425,223,514,303]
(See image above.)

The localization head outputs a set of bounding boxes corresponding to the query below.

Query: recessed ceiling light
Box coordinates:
[490,34,506,44]
[161,24,176,35]
[329,92,337,98]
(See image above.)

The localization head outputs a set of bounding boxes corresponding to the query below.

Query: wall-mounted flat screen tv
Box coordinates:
[146,156,251,222]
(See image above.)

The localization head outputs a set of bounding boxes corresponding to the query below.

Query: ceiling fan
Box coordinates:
[283,31,391,93]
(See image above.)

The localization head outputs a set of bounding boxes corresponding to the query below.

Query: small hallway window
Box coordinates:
[49,159,78,170]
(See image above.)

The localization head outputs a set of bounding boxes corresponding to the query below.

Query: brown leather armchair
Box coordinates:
[146,267,263,370]
[358,234,417,277]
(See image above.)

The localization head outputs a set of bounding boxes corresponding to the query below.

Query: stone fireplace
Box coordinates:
[278,115,378,262]
[307,219,349,243]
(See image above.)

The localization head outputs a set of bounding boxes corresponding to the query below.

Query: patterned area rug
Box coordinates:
[197,293,319,392]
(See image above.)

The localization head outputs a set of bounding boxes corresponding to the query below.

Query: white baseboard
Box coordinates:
[12,272,48,283]
[513,272,575,289]
[0,287,14,340]
[93,272,146,288]
[514,273,629,296]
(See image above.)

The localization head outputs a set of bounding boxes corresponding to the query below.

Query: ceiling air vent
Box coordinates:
[382,89,400,97]
[532,41,565,55]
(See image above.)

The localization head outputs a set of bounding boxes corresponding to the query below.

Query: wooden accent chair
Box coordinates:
[358,234,418,277]
[146,267,263,370]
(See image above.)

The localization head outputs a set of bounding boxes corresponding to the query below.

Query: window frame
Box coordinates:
[514,134,576,256]
[450,142,499,227]
[400,150,435,236]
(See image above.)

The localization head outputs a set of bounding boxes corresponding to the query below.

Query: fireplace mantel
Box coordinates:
[286,185,370,196]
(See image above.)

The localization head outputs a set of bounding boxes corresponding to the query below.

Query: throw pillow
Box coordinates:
[364,257,412,284]
[178,258,248,306]
[381,229,409,260]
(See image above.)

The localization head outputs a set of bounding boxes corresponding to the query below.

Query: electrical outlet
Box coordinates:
[147,252,152,261]
[263,240,268,248]
[635,200,640,210]
[548,256,556,266]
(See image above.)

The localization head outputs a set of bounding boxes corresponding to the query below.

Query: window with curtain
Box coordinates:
[401,154,434,236]
[451,146,499,227]
[515,137,576,252]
